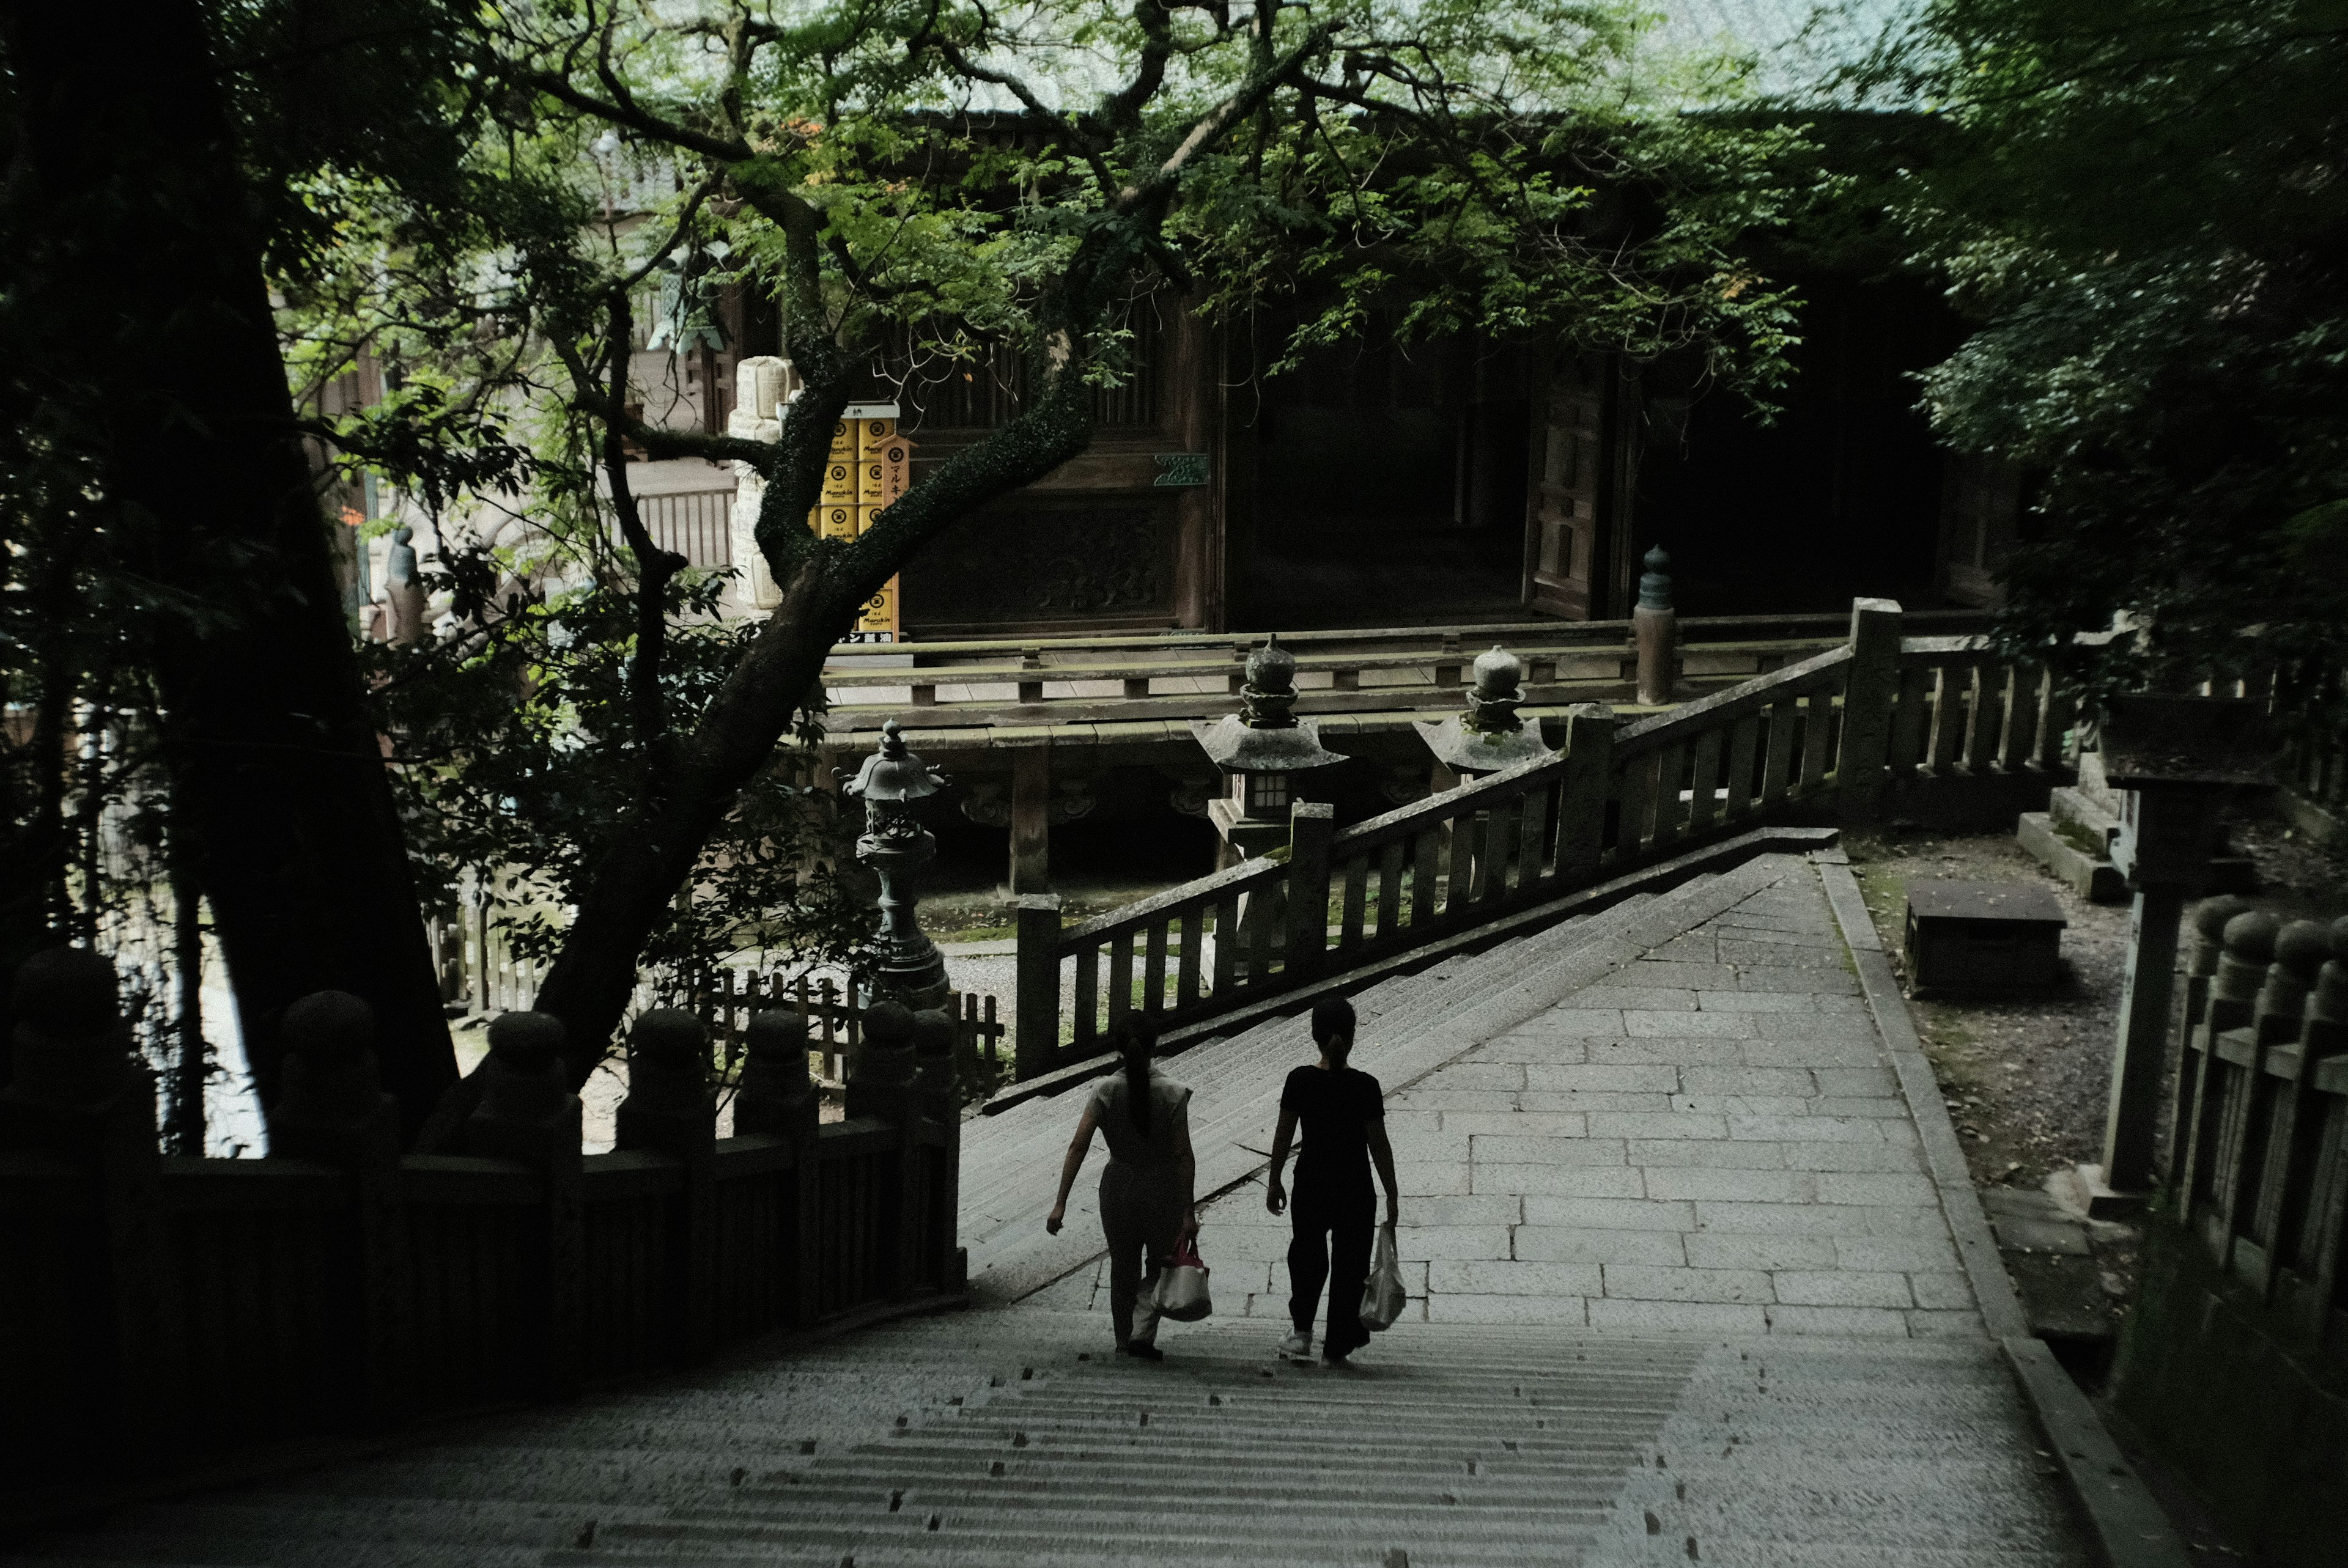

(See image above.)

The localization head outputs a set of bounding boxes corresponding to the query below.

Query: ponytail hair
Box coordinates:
[1109,1018,1156,1133]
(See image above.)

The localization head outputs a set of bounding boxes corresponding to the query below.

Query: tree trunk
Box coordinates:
[6,0,457,1138]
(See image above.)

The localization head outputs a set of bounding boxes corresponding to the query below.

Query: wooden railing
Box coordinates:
[1011,599,2073,1077]
[2165,909,2348,1330]
[818,607,1994,734]
[0,962,964,1498]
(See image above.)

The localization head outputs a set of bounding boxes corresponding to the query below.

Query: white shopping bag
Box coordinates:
[1153,1234,1213,1322]
[1360,1222,1406,1332]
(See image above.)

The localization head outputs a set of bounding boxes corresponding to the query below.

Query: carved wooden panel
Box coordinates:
[903,501,1178,635]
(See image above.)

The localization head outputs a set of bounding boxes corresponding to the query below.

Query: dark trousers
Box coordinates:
[1287,1176,1374,1356]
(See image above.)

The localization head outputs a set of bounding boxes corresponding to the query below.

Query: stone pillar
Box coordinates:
[460,1010,583,1396]
[615,1009,716,1362]
[1009,746,1051,894]
[0,948,175,1474]
[1282,802,1337,982]
[2163,895,2254,1180]
[2174,911,2280,1206]
[2098,883,2188,1200]
[1837,597,1906,821]
[912,1006,963,1291]
[267,990,413,1425]
[1631,546,1677,707]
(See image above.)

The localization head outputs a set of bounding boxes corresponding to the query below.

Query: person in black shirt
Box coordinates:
[1265,995,1400,1367]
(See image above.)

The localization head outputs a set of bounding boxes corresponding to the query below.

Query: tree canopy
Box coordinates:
[1843,0,2348,708]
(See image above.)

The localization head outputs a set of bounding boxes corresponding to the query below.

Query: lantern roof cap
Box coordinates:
[844,719,946,803]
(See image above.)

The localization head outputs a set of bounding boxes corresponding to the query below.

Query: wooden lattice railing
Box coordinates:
[1013,599,2077,1078]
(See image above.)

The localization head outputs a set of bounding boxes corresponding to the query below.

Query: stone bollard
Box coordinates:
[734,1009,819,1143]
[267,991,401,1168]
[848,1000,919,1125]
[1632,546,1677,707]
[1,949,171,1469]
[2166,895,2259,1182]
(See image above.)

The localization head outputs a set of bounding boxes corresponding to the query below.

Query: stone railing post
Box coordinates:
[1836,597,1905,820]
[1632,547,1677,707]
[1283,802,1336,981]
[1556,704,1620,879]
[2212,919,2328,1252]
[460,1010,583,1395]
[267,990,411,1426]
[0,948,174,1474]
[1014,894,1063,1082]
[2245,921,2335,1291]
[2164,895,2255,1183]
[734,1008,823,1326]
[912,1007,964,1292]
[2177,911,2280,1210]
[849,1001,921,1295]
[616,1009,717,1363]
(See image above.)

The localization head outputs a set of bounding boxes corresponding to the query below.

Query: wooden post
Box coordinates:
[460,1010,585,1396]
[1014,894,1063,1081]
[1009,746,1050,894]
[1837,597,1905,821]
[1557,704,1619,880]
[1283,802,1337,981]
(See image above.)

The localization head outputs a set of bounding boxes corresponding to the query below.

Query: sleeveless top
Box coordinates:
[1085,1067,1193,1169]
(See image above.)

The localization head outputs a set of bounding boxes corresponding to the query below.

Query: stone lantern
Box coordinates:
[1416,646,1554,790]
[843,718,951,1010]
[2075,694,2273,1212]
[1187,635,1348,869]
[1188,636,1346,976]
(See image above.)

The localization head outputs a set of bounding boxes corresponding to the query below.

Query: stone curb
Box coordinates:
[1817,858,2192,1568]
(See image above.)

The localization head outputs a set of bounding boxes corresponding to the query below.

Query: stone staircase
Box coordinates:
[12,850,2178,1568]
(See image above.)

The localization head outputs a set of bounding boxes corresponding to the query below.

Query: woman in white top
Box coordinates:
[1046,1020,1196,1360]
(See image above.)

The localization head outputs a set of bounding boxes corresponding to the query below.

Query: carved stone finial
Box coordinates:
[467,1011,574,1140]
[734,1009,817,1139]
[1464,646,1527,735]
[2191,894,2256,973]
[2258,919,2331,1024]
[1239,635,1301,730]
[848,1000,919,1122]
[910,1007,958,1105]
[2313,916,2348,1024]
[616,1009,714,1153]
[1637,547,1673,614]
[268,990,400,1167]
[2212,909,2283,1005]
[6,947,134,1111]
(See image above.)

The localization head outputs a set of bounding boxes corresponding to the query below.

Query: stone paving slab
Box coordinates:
[1140,857,1990,1342]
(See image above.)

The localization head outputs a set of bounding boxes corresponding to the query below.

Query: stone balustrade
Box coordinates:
[0,955,966,1499]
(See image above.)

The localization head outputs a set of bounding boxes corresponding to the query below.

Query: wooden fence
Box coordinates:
[816,606,1995,735]
[1014,599,2075,1077]
[0,959,964,1500]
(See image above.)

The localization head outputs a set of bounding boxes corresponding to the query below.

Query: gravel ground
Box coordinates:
[1843,812,2346,1194]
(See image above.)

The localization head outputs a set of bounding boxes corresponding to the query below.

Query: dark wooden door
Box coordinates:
[1524,353,1617,619]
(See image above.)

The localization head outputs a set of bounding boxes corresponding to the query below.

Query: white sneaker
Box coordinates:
[1278,1330,1312,1360]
